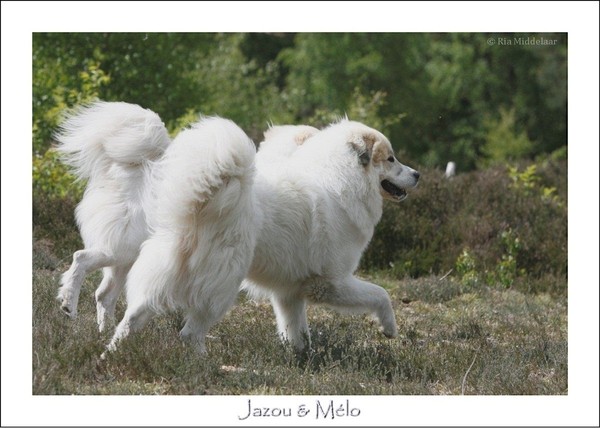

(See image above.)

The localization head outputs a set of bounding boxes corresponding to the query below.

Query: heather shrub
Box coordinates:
[32,191,81,261]
[33,159,567,289]
[361,160,567,286]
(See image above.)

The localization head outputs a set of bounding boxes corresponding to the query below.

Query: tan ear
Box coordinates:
[294,126,318,145]
[350,141,372,166]
[362,132,378,150]
[357,132,381,166]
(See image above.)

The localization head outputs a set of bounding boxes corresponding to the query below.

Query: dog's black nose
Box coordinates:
[413,171,420,181]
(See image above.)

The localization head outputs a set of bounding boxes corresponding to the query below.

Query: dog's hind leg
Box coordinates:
[305,275,398,339]
[179,309,217,355]
[95,265,130,332]
[57,249,116,319]
[180,289,239,354]
[103,302,154,357]
[271,294,310,351]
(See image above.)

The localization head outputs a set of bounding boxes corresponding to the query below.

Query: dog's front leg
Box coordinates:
[304,275,398,339]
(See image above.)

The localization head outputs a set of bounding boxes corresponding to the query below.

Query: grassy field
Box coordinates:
[33,243,567,395]
[31,160,568,396]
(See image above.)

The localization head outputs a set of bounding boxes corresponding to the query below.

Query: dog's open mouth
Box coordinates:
[381,179,407,202]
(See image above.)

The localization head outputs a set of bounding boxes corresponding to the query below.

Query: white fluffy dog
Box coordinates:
[244,120,420,349]
[56,101,419,353]
[56,102,257,353]
[56,102,170,331]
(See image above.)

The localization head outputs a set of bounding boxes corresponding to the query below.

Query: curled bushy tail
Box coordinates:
[153,116,257,232]
[129,117,258,312]
[55,101,170,181]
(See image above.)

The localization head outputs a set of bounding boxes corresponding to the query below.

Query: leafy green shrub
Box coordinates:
[184,33,295,142]
[482,228,526,288]
[508,164,564,207]
[33,149,84,200]
[508,164,539,193]
[455,249,480,288]
[481,107,535,167]
[33,56,110,156]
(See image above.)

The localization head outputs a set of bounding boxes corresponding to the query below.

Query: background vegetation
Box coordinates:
[33,33,567,188]
[32,33,567,395]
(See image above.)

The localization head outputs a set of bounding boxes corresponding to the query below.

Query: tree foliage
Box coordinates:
[32,33,568,282]
[33,32,567,180]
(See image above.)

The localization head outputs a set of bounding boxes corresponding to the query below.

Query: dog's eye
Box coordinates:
[387,156,395,163]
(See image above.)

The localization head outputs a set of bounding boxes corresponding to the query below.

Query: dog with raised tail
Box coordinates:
[56,102,257,355]
[56,102,170,331]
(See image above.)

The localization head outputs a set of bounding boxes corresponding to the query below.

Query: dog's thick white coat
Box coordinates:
[109,118,257,353]
[245,120,419,348]
[56,102,169,329]
[56,102,419,353]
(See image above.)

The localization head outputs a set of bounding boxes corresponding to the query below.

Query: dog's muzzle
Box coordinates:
[381,170,419,202]
[381,179,408,201]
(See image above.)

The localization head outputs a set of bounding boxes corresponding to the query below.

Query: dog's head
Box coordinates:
[346,122,420,202]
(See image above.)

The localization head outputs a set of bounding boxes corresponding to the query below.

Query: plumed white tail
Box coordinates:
[54,101,170,181]
[152,117,257,233]
[121,117,258,324]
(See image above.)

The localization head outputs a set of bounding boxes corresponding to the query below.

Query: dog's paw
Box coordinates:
[182,338,208,355]
[102,338,119,359]
[179,330,208,355]
[61,304,77,319]
[381,323,398,339]
[57,290,78,319]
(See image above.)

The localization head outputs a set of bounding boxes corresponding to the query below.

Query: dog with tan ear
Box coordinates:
[243,120,420,350]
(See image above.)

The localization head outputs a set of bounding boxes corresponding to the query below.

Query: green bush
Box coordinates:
[33,33,567,171]
[455,248,480,288]
[481,107,535,167]
[33,54,110,156]
[32,150,85,200]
